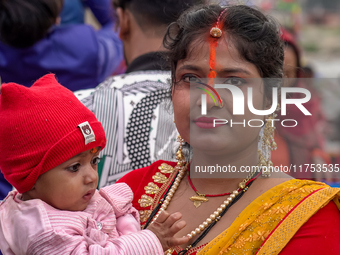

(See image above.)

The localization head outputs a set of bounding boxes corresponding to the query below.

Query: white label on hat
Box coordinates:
[78,121,96,145]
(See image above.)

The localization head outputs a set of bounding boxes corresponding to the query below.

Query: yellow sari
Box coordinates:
[198,179,340,255]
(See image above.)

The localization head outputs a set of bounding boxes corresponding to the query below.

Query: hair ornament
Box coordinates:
[210,27,222,38]
[210,8,228,38]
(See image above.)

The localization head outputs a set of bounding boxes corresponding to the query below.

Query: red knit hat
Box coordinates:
[0,74,106,193]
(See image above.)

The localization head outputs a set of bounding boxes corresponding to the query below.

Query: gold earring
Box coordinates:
[176,135,186,167]
[259,104,279,177]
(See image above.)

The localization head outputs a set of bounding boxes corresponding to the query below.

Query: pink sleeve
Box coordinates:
[26,228,163,254]
[99,183,139,223]
[100,183,140,221]
[116,214,140,235]
[101,183,142,235]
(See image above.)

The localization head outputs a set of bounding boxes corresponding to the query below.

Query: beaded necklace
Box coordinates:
[143,162,261,255]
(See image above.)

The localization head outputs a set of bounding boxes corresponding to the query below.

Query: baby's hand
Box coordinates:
[147,211,189,251]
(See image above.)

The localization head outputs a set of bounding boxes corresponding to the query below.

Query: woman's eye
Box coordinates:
[182,75,201,84]
[225,77,246,86]
[91,157,101,165]
[66,164,80,173]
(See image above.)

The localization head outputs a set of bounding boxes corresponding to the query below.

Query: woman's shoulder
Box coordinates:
[253,171,330,196]
[116,160,179,224]
[118,160,176,181]
[280,200,340,254]
[117,160,177,192]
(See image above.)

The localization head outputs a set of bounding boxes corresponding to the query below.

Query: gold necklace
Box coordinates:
[156,165,254,238]
[160,163,254,255]
[151,161,188,224]
[187,169,254,208]
[158,136,256,254]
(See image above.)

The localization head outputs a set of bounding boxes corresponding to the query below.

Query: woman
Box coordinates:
[271,28,331,181]
[118,4,340,254]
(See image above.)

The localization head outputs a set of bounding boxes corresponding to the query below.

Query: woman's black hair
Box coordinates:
[0,0,64,48]
[163,4,284,101]
[284,41,302,79]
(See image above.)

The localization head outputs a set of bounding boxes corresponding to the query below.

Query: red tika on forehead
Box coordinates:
[90,147,99,154]
[208,7,228,73]
[207,8,227,108]
[208,38,218,79]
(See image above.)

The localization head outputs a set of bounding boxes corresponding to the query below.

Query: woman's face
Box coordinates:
[173,38,267,156]
[283,45,298,86]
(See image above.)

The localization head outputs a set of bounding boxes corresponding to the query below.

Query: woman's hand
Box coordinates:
[147,211,190,251]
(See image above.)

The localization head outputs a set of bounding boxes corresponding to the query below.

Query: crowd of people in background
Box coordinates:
[0,0,123,91]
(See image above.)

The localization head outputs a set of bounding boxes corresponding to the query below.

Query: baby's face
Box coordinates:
[31,147,101,211]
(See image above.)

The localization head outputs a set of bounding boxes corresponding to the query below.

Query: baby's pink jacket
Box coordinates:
[0,183,163,254]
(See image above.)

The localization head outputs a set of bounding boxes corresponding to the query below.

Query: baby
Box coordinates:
[0,74,188,254]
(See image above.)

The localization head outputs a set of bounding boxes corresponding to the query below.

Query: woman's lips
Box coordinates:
[83,189,95,201]
[193,117,227,129]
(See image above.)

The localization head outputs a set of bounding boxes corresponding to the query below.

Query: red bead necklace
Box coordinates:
[187,170,262,208]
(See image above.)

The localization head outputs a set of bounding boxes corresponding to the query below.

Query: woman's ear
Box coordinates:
[264,99,273,110]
